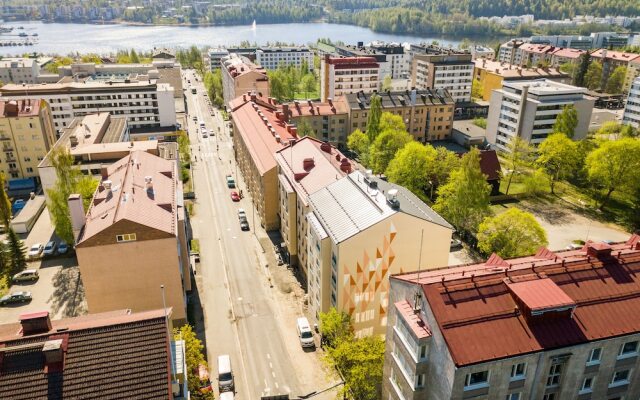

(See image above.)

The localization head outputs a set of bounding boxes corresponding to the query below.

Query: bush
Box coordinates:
[472,117,487,129]
[523,169,549,196]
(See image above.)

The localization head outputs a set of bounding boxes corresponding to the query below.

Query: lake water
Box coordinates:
[0,21,462,55]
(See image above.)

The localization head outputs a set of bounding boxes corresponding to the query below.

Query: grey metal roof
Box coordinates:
[344,89,454,110]
[307,212,328,240]
[308,171,452,244]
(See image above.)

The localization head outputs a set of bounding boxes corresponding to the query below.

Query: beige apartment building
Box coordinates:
[275,137,351,282]
[320,55,380,102]
[384,235,640,400]
[0,99,56,180]
[411,51,474,103]
[71,150,189,325]
[590,49,640,92]
[282,99,350,148]
[306,170,453,337]
[344,89,455,142]
[221,54,270,107]
[230,93,297,231]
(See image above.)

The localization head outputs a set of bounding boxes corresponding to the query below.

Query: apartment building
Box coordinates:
[623,77,640,128]
[0,309,188,399]
[275,137,351,281]
[230,92,297,231]
[344,89,455,142]
[550,48,586,67]
[590,32,630,48]
[486,79,594,151]
[320,55,380,102]
[72,150,190,325]
[334,43,409,82]
[221,53,270,107]
[626,58,640,94]
[256,47,314,71]
[0,58,40,84]
[0,79,176,132]
[497,40,527,64]
[518,43,557,66]
[0,99,56,180]
[589,49,640,91]
[473,59,571,101]
[306,170,453,337]
[208,47,229,70]
[469,45,495,60]
[383,236,640,400]
[411,52,474,103]
[530,35,593,50]
[284,98,350,147]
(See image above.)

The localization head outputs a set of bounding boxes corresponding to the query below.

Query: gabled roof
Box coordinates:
[78,150,177,244]
[479,150,501,181]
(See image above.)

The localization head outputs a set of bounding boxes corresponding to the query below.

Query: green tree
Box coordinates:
[129,49,140,64]
[552,105,578,138]
[347,129,371,166]
[80,54,102,64]
[503,137,535,195]
[605,66,627,94]
[559,62,576,79]
[433,148,492,234]
[301,74,316,99]
[296,119,315,138]
[574,53,590,87]
[430,147,461,199]
[471,78,484,100]
[537,133,580,194]
[586,138,640,210]
[174,324,214,400]
[366,94,382,142]
[369,115,412,174]
[596,121,638,140]
[319,307,353,348]
[584,61,603,90]
[6,228,26,275]
[328,335,385,400]
[0,173,12,228]
[381,75,392,92]
[385,142,437,201]
[477,208,548,258]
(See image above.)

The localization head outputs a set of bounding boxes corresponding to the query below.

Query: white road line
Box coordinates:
[266,353,271,360]
[275,382,279,389]
[269,362,273,369]
[272,371,276,378]
[264,379,268,388]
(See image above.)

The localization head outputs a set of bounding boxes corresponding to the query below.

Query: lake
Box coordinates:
[0,21,462,55]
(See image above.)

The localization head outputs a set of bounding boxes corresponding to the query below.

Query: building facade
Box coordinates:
[383,236,640,400]
[306,171,453,337]
[0,99,56,180]
[0,58,40,84]
[0,79,176,133]
[497,40,526,65]
[344,89,455,142]
[221,54,270,107]
[486,79,594,151]
[623,77,640,128]
[284,99,350,147]
[411,52,474,103]
[256,47,314,71]
[589,49,640,92]
[208,47,229,70]
[320,55,380,102]
[72,150,190,325]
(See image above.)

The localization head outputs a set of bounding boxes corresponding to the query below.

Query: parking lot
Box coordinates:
[0,207,86,324]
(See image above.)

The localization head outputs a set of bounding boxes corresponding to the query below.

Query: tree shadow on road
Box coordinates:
[48,266,87,318]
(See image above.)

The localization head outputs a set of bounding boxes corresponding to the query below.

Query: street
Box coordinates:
[183,72,338,400]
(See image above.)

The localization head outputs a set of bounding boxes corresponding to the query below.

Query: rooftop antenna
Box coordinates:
[413,229,424,313]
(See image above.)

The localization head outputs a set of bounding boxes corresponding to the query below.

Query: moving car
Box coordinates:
[226,175,236,188]
[12,269,39,283]
[27,243,44,259]
[58,241,69,254]
[0,291,32,306]
[43,240,57,256]
[239,219,250,231]
[237,209,246,220]
[230,191,240,202]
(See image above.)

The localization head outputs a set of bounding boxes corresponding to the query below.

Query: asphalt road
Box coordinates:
[184,72,316,399]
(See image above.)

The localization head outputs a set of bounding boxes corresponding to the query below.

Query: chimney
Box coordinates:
[327,97,333,106]
[320,142,331,153]
[100,167,109,180]
[340,158,352,173]
[282,104,289,121]
[303,157,315,170]
[145,176,154,193]
[250,93,257,102]
[20,311,52,335]
[243,94,246,101]
[67,194,85,243]
[43,339,64,365]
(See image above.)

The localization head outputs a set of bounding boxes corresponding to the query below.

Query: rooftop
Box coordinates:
[393,236,640,366]
[395,300,432,339]
[551,47,586,59]
[504,79,587,95]
[0,99,41,117]
[0,79,160,94]
[324,56,379,69]
[590,49,640,62]
[344,89,454,109]
[309,170,452,244]
[0,58,36,68]
[518,43,555,54]
[78,150,178,244]
[222,54,267,78]
[275,137,351,206]
[285,98,349,117]
[475,59,568,79]
[0,309,173,399]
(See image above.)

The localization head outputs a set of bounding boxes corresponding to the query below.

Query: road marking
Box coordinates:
[275,382,279,389]
[272,371,276,378]
[266,353,271,360]
[238,297,242,301]
[269,362,273,369]
[264,379,268,387]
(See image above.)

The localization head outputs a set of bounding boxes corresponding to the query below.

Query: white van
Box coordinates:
[297,317,315,348]
[217,355,234,392]
[220,392,235,400]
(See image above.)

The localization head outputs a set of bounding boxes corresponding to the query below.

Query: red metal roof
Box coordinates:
[590,49,640,62]
[505,277,575,312]
[393,238,640,366]
[395,300,432,339]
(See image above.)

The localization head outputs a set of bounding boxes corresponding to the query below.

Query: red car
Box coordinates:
[230,191,240,202]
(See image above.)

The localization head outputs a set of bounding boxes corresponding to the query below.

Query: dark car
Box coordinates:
[240,220,250,231]
[0,291,32,306]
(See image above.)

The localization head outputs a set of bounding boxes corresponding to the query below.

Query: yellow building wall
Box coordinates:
[480,72,504,101]
[334,212,451,337]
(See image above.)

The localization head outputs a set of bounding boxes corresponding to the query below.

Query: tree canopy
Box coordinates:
[366,94,382,142]
[605,66,627,94]
[368,113,412,174]
[477,208,548,258]
[552,105,578,138]
[584,61,603,91]
[385,142,437,201]
[536,133,580,194]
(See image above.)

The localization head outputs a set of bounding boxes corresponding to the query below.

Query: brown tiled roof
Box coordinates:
[392,237,640,366]
[590,49,640,62]
[0,309,172,399]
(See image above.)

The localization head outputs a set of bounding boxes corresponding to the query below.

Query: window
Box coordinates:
[580,377,594,393]
[542,394,556,400]
[505,393,521,400]
[464,371,489,390]
[26,167,33,173]
[587,348,602,365]
[415,373,425,388]
[116,233,137,242]
[510,363,526,381]
[419,344,427,360]
[546,363,562,387]
[610,370,630,387]
[618,341,638,359]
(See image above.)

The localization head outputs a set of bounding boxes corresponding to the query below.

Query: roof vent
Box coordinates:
[585,241,613,259]
[275,134,281,143]
[19,311,52,335]
[387,188,400,208]
[103,180,113,191]
[340,158,352,173]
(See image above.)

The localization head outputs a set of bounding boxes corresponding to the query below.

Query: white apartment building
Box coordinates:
[497,40,526,64]
[0,80,176,133]
[208,47,229,71]
[623,77,640,128]
[320,55,380,102]
[411,53,474,103]
[486,79,594,151]
[0,58,40,84]
[256,47,314,71]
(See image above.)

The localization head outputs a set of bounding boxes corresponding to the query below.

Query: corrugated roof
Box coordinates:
[393,238,640,366]
[344,89,454,110]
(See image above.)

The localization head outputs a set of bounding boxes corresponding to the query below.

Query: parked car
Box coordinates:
[43,240,57,256]
[27,243,44,259]
[237,209,246,220]
[450,238,463,251]
[192,115,197,122]
[239,219,250,231]
[58,241,69,254]
[12,269,39,283]
[12,199,25,214]
[230,191,240,202]
[0,291,32,306]
[226,175,236,188]
[191,251,200,263]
